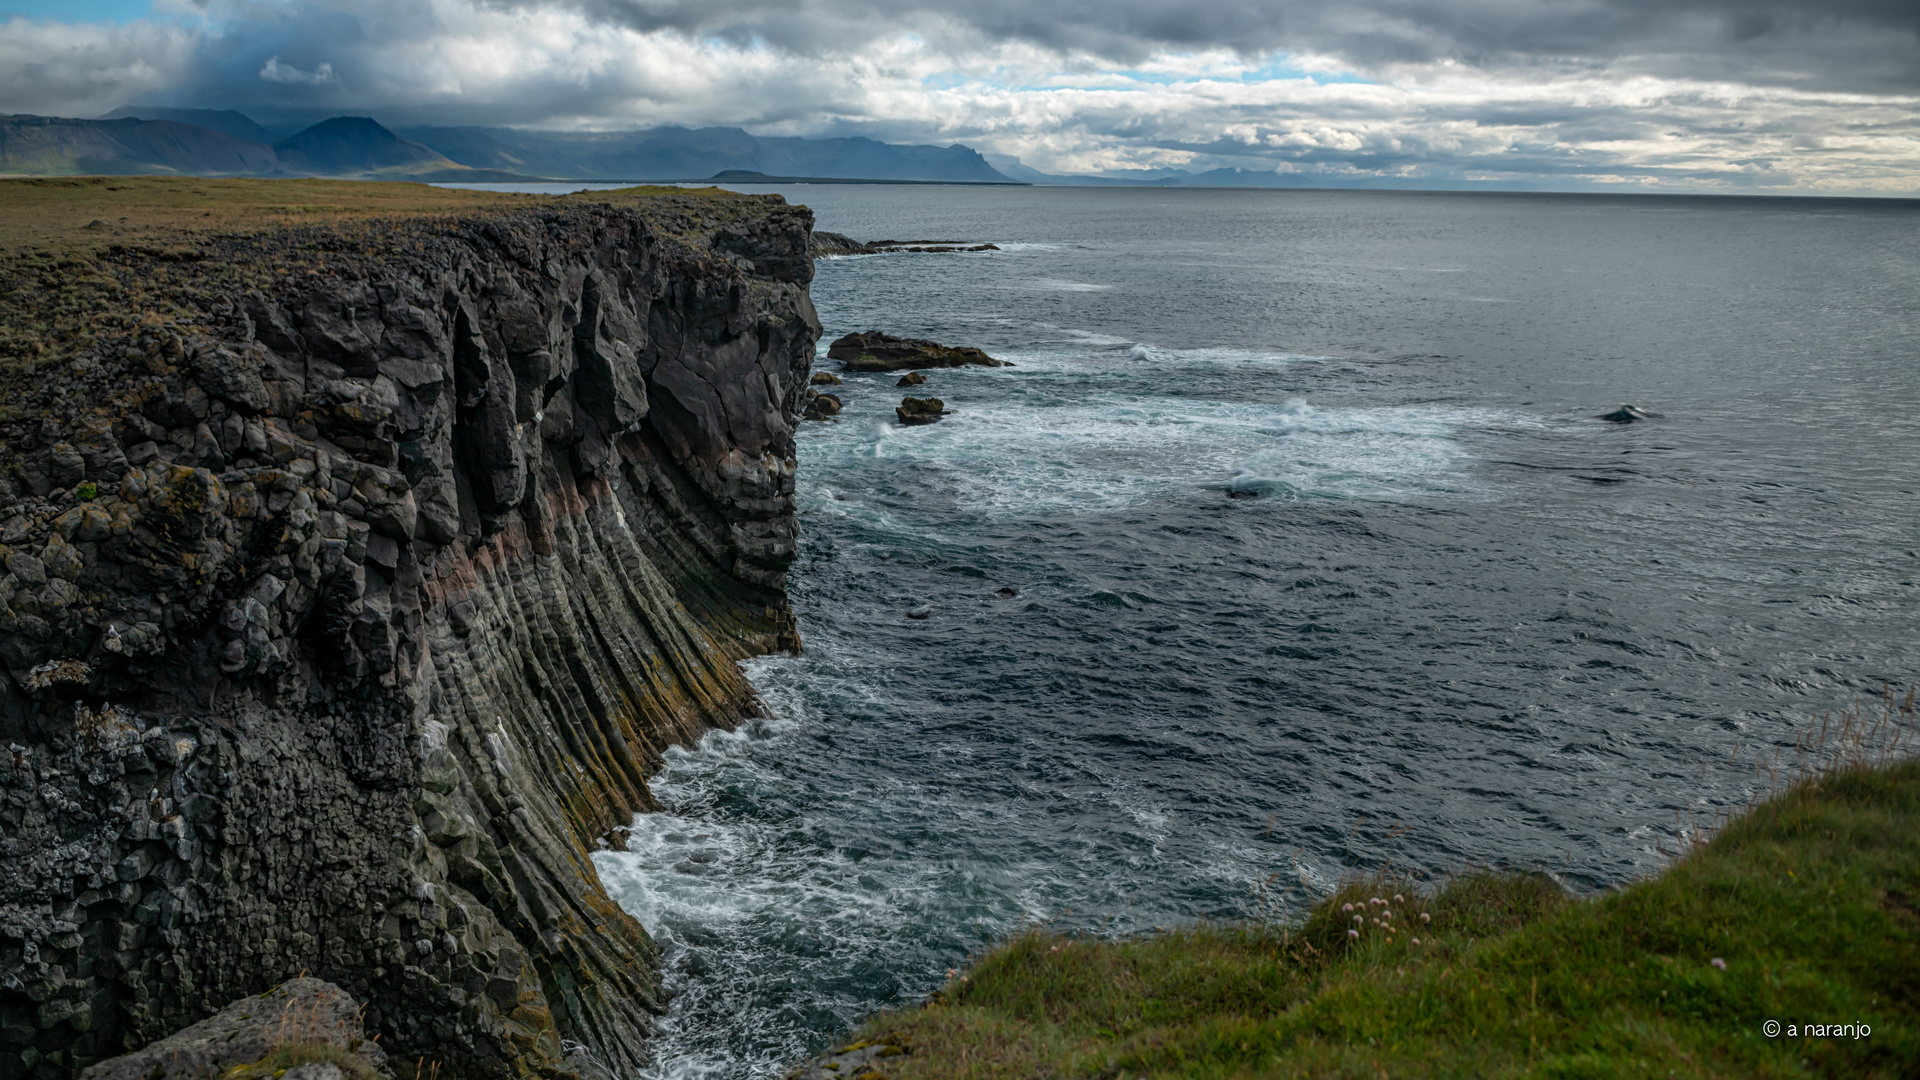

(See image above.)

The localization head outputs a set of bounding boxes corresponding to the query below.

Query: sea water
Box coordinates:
[583,187,1920,1077]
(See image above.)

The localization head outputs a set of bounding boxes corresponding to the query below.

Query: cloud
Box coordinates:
[0,0,1915,193]
[0,15,197,118]
[259,56,337,84]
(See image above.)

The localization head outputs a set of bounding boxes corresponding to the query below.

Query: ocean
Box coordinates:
[575,186,1920,1077]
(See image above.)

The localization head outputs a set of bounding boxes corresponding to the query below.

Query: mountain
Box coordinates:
[99,106,274,144]
[0,114,282,176]
[1,109,1017,184]
[271,116,458,175]
[400,125,1018,182]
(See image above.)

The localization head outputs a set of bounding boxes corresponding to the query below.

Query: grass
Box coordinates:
[0,175,728,255]
[0,175,767,407]
[853,691,1919,1079]
[220,1040,385,1080]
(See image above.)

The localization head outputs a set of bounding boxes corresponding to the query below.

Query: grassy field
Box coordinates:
[0,175,722,255]
[0,175,751,398]
[842,696,1918,1079]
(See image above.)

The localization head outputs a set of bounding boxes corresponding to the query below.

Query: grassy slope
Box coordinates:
[854,760,1919,1079]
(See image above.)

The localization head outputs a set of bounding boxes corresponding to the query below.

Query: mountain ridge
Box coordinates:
[0,110,1025,184]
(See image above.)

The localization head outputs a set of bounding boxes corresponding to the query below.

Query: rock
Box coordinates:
[810,371,843,386]
[785,1039,906,1080]
[906,605,932,619]
[829,331,1008,372]
[0,191,818,1080]
[995,587,1017,598]
[1599,404,1659,423]
[803,390,843,421]
[896,371,926,387]
[866,240,1000,253]
[810,230,869,256]
[78,978,383,1080]
[896,396,948,426]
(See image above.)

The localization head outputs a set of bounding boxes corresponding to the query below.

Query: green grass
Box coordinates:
[855,746,1918,1077]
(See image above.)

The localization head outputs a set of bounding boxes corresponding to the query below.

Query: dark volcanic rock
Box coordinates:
[809,231,868,257]
[802,390,842,420]
[1599,404,1659,423]
[0,193,818,1079]
[829,331,1007,372]
[896,396,947,425]
[79,978,383,1080]
[896,371,926,386]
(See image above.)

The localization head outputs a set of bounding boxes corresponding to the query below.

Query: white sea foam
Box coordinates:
[1219,398,1483,502]
[800,379,1492,522]
[1028,278,1111,292]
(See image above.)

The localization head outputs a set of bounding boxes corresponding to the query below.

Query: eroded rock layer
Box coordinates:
[0,190,819,1079]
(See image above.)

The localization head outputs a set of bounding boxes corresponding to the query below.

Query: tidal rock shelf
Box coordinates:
[0,179,821,1079]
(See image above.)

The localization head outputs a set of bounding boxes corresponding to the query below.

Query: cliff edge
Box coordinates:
[0,178,820,1079]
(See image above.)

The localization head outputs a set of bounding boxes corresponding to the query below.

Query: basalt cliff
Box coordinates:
[0,180,820,1079]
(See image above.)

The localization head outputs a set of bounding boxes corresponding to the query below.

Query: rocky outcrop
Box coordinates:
[828,332,1006,373]
[895,397,947,426]
[806,234,998,258]
[0,190,819,1079]
[78,978,382,1080]
[800,391,842,421]
[1598,404,1658,423]
[894,372,925,387]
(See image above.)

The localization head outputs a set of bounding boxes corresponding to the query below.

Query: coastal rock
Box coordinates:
[896,396,948,425]
[807,233,999,257]
[1599,404,1659,423]
[809,231,868,257]
[809,371,843,386]
[802,390,843,420]
[896,371,926,386]
[829,331,1008,372]
[78,979,383,1080]
[0,191,817,1080]
[784,1040,904,1080]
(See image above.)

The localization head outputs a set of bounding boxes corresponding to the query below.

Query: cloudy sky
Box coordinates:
[2,0,1916,192]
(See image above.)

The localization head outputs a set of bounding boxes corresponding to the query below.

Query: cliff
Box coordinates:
[0,178,820,1079]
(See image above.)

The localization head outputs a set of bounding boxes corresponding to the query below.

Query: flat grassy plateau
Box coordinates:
[0,175,745,401]
[837,696,1918,1080]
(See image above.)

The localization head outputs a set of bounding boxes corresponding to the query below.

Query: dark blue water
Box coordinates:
[588,188,1920,1078]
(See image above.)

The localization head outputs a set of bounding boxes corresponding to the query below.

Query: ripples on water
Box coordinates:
[590,188,1920,1078]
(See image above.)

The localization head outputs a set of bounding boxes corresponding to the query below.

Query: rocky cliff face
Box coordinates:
[0,190,819,1079]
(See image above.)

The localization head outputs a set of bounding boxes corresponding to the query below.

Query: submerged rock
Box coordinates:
[896,396,948,425]
[1599,404,1660,423]
[995,587,1018,598]
[830,330,1009,372]
[906,605,932,619]
[896,371,927,386]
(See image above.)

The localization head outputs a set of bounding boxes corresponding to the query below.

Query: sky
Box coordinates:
[1,0,1916,193]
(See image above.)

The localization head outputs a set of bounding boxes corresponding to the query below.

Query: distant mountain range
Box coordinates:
[0,109,1026,184]
[0,107,1343,187]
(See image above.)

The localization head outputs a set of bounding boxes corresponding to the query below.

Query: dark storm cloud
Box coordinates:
[524,0,1920,89]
